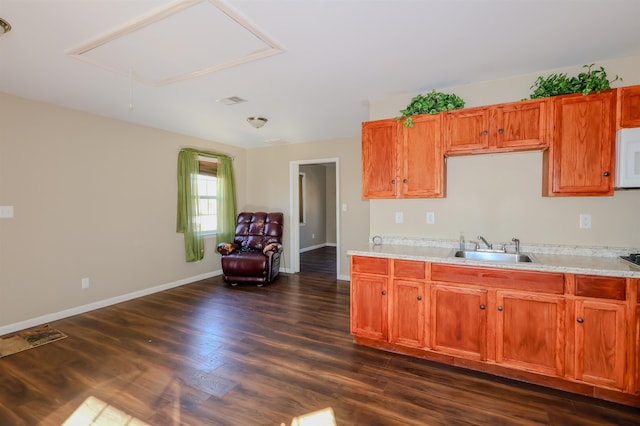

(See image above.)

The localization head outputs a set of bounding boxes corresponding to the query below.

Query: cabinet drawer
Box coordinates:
[352,256,388,275]
[431,264,564,294]
[393,259,426,279]
[575,275,626,300]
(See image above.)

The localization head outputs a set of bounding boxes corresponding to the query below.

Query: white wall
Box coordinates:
[244,139,368,278]
[0,94,247,331]
[368,55,640,249]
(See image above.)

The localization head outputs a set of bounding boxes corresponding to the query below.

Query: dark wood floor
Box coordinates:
[300,246,336,278]
[1,255,639,425]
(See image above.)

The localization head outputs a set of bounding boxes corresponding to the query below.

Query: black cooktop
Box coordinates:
[620,253,640,267]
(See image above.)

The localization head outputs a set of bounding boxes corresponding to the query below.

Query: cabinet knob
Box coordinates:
[577,317,584,323]
[498,128,504,134]
[417,295,423,301]
[480,304,486,310]
[603,171,610,177]
[381,290,387,296]
[403,178,408,183]
[497,306,503,311]
[391,179,396,184]
[482,130,488,135]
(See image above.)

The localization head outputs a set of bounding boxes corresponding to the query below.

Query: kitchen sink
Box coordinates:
[453,250,534,263]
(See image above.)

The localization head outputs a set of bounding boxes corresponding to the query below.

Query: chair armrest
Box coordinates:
[217,242,238,255]
[263,242,283,255]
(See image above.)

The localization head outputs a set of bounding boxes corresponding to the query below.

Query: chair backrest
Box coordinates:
[233,212,284,251]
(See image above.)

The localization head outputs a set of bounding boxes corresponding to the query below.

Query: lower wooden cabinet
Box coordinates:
[350,256,389,341]
[430,284,487,360]
[390,279,426,347]
[349,256,640,406]
[496,291,565,376]
[636,304,640,394]
[574,299,626,389]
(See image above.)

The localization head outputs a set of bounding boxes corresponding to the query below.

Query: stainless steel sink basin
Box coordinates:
[453,250,534,263]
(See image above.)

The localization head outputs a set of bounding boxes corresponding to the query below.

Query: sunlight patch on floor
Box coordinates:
[62,396,150,426]
[284,407,337,426]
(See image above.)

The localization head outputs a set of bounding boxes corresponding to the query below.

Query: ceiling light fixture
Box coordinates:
[0,18,11,36]
[247,117,268,129]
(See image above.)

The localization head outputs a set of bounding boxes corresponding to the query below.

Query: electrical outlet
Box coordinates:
[0,206,14,218]
[426,211,435,224]
[579,213,592,229]
[312,233,315,239]
[81,277,90,289]
[395,211,403,224]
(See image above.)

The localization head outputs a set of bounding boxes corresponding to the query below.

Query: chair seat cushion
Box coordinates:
[221,251,268,278]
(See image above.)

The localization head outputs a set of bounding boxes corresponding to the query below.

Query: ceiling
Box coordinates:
[2,0,640,149]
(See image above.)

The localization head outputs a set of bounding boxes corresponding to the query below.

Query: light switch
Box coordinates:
[342,203,347,212]
[0,206,14,218]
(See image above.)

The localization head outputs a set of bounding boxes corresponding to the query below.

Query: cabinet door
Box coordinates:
[619,85,640,128]
[493,99,548,150]
[544,91,615,196]
[496,292,565,376]
[430,284,487,360]
[575,299,626,390]
[390,279,426,347]
[400,114,445,198]
[636,304,640,394]
[444,107,490,154]
[362,119,398,198]
[350,273,388,341]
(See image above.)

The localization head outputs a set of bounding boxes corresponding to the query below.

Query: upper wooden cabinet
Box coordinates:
[361,118,397,198]
[618,85,640,128]
[444,99,549,155]
[543,90,616,196]
[362,114,445,199]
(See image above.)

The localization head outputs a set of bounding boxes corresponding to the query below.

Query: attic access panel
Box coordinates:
[68,0,284,86]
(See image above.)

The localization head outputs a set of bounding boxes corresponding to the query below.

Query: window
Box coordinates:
[197,160,217,234]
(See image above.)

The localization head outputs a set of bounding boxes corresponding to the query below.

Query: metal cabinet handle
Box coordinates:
[482,130,488,135]
[498,128,504,134]
[603,171,610,177]
[391,179,396,184]
[577,317,584,323]
[381,290,387,296]
[417,296,423,301]
[480,304,486,310]
[497,306,503,311]
[403,178,408,183]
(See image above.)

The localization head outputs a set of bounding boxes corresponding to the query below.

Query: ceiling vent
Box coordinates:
[67,0,285,86]
[216,96,247,106]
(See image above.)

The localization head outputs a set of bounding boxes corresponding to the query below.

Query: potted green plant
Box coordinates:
[528,63,621,99]
[397,90,465,127]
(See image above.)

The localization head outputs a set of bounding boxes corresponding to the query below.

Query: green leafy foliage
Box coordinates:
[529,64,621,99]
[397,90,465,127]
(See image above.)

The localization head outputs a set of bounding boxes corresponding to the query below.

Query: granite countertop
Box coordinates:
[348,237,640,279]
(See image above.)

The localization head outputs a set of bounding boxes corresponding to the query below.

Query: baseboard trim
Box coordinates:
[0,270,222,336]
[299,242,336,253]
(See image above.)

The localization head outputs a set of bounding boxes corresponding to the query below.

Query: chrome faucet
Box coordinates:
[478,235,492,250]
[512,237,520,254]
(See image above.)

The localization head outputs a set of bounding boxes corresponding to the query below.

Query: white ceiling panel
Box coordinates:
[67,0,284,86]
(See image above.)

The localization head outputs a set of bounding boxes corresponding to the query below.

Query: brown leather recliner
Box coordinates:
[216,212,284,286]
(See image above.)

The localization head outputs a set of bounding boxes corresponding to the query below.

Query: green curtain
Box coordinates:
[176,148,237,262]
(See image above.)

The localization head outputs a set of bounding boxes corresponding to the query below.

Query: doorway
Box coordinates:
[289,158,340,278]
